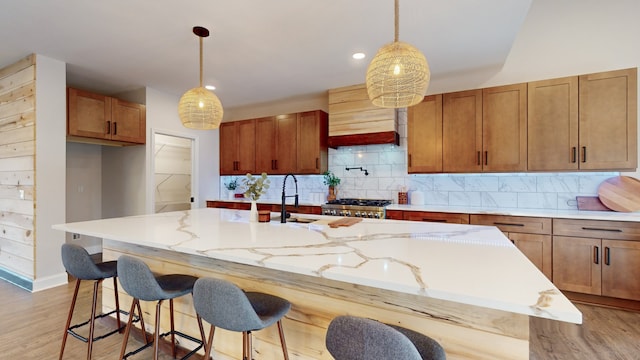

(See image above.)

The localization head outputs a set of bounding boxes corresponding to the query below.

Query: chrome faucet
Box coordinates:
[281,174,299,223]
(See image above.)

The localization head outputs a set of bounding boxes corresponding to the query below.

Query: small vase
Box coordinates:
[249,200,258,222]
[327,186,337,201]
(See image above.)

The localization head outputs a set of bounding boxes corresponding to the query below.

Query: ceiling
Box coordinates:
[0,0,532,110]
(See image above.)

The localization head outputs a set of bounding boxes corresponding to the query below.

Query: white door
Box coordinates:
[153,133,194,213]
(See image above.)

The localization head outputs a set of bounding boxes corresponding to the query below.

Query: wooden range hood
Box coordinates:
[327,84,399,148]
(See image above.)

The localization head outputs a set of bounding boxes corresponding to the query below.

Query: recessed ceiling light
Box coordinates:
[205,85,216,90]
[352,52,365,60]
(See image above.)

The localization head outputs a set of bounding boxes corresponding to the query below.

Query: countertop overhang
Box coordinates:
[53,208,582,324]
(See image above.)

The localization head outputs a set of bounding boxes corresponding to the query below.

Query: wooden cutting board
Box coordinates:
[328,217,363,228]
[576,196,612,211]
[597,176,640,212]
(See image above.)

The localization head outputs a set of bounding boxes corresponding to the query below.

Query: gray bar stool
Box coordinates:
[192,277,291,360]
[60,243,140,360]
[117,255,206,360]
[325,315,447,360]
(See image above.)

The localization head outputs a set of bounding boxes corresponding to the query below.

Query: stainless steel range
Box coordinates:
[321,198,392,219]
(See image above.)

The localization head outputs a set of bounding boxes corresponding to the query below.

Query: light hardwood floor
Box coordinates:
[1,278,639,359]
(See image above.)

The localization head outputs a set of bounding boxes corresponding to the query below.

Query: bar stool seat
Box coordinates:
[117,255,205,360]
[59,244,136,360]
[193,277,291,360]
[325,315,446,360]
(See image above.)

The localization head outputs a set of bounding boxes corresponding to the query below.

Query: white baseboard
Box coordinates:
[31,272,69,292]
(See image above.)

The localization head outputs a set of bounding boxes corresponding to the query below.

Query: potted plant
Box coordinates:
[223,177,239,200]
[242,173,270,222]
[322,171,341,201]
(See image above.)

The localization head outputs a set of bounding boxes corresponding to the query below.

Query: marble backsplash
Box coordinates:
[220,108,619,210]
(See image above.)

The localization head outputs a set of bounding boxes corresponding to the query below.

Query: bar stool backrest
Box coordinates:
[326,315,425,360]
[61,243,107,280]
[193,278,265,332]
[117,255,167,301]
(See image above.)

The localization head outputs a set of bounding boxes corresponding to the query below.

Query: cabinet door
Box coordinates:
[219,120,255,175]
[297,110,328,174]
[219,122,238,175]
[272,114,297,174]
[67,88,111,140]
[509,233,552,280]
[443,89,482,173]
[552,236,601,295]
[403,211,469,224]
[236,120,256,174]
[255,117,276,173]
[407,95,442,173]
[601,239,640,301]
[527,77,578,171]
[111,99,146,144]
[579,68,637,170]
[482,83,527,172]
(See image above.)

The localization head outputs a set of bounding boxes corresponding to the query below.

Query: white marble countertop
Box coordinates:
[53,208,582,324]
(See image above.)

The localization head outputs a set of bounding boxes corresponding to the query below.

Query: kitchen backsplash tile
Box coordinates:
[219,109,620,210]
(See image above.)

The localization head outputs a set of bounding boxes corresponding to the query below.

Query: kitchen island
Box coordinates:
[53,208,581,360]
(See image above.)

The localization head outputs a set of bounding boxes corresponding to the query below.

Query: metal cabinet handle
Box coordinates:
[604,246,610,266]
[113,122,117,135]
[581,227,622,232]
[572,147,577,163]
[422,218,447,223]
[106,121,111,134]
[582,146,587,163]
[484,151,488,166]
[476,151,481,166]
[593,246,599,264]
[494,222,525,227]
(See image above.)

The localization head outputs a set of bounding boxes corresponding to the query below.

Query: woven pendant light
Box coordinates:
[178,26,223,129]
[366,0,430,108]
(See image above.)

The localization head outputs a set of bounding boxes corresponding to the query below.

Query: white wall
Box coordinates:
[66,142,102,253]
[34,54,68,291]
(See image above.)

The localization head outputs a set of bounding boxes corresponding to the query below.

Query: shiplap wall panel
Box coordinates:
[0,55,35,279]
[328,84,397,137]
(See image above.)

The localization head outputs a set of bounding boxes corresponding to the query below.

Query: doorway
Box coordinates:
[151,131,196,213]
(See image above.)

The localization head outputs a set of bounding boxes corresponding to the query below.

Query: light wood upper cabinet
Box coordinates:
[578,68,637,170]
[255,115,296,174]
[527,76,579,171]
[443,89,482,173]
[219,119,255,175]
[225,110,327,176]
[297,110,328,174]
[407,95,442,173]
[67,87,146,145]
[482,83,527,172]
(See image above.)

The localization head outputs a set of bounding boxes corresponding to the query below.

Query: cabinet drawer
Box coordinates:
[403,211,469,224]
[553,219,640,241]
[470,214,551,235]
[385,210,404,220]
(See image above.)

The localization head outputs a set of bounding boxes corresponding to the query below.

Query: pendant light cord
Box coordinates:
[394,0,399,42]
[199,36,204,88]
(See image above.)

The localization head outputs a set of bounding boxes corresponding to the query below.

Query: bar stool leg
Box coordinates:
[59,279,82,360]
[119,298,139,360]
[246,331,253,360]
[203,324,215,360]
[170,298,177,358]
[113,277,122,330]
[135,301,148,344]
[277,320,290,360]
[153,300,163,360]
[86,279,102,360]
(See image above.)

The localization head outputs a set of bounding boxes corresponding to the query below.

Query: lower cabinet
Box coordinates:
[470,214,552,279]
[404,211,469,224]
[553,219,640,302]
